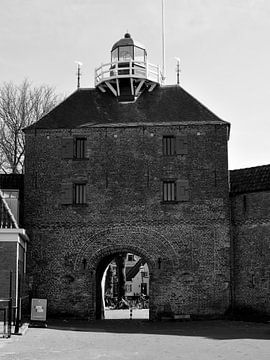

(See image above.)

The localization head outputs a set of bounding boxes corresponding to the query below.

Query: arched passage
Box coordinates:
[73,226,178,320]
[95,249,152,320]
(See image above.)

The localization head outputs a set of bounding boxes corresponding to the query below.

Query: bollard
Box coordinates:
[130,307,133,320]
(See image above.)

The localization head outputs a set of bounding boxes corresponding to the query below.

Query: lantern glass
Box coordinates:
[119,46,133,61]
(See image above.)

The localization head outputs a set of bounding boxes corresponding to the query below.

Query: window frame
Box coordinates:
[162,135,176,156]
[73,183,87,205]
[162,180,177,203]
[74,137,87,160]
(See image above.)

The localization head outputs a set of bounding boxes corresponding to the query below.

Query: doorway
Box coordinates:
[96,252,149,320]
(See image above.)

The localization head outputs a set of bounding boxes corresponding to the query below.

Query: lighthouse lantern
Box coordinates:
[95,33,161,102]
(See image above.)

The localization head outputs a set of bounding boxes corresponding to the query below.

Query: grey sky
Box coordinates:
[0,0,269,169]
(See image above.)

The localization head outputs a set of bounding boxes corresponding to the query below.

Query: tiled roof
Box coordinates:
[24,85,228,130]
[230,165,270,194]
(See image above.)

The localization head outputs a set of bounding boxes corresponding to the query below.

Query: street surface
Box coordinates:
[0,313,270,360]
[105,308,149,319]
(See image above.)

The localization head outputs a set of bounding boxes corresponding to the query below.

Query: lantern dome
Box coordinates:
[95,33,162,102]
[111,33,146,52]
[111,33,147,63]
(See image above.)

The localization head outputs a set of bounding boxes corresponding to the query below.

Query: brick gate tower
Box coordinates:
[24,33,231,320]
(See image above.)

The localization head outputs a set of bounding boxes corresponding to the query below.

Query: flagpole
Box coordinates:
[161,0,166,82]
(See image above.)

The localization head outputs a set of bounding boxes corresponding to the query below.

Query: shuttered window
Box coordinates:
[163,135,188,156]
[62,137,87,159]
[75,138,87,159]
[162,180,190,202]
[73,183,86,205]
[163,181,176,202]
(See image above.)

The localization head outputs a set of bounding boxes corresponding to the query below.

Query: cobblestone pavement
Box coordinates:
[0,318,270,360]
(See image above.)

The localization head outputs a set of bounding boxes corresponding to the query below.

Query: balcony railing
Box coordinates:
[95,60,161,86]
[0,190,17,229]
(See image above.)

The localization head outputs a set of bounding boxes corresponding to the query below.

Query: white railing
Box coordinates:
[95,60,161,86]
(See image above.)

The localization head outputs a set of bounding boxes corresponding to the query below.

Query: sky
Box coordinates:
[0,0,269,170]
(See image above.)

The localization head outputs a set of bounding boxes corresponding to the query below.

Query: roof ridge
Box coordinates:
[230,164,270,172]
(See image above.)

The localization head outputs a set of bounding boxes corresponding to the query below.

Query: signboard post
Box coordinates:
[30,298,47,327]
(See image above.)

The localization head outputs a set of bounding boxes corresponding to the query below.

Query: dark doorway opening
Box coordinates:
[96,252,149,320]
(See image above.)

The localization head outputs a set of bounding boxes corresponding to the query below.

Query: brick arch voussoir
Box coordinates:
[89,244,156,271]
[74,225,179,272]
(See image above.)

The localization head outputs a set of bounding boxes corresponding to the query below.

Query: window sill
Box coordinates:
[73,158,89,161]
[61,203,88,207]
[160,201,178,204]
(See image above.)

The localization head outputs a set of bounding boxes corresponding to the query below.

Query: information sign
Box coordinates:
[30,298,47,322]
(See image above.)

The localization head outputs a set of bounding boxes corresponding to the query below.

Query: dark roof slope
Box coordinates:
[25,85,228,130]
[230,165,270,194]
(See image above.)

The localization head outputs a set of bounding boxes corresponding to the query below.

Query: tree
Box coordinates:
[0,79,60,173]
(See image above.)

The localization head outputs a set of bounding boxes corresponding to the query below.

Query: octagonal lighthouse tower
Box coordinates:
[95,33,162,102]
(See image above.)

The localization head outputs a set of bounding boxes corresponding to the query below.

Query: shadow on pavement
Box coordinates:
[46,319,270,340]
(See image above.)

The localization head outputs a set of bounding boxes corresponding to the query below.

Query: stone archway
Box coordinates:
[73,225,178,320]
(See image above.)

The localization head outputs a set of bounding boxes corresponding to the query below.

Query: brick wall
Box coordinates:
[0,242,17,299]
[24,123,231,319]
[231,190,270,314]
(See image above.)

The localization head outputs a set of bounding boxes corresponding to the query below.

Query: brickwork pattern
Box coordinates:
[231,191,270,313]
[0,242,17,299]
[24,123,231,319]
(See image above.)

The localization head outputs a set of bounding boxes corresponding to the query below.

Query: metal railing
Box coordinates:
[95,60,161,86]
[0,190,18,229]
[0,299,12,338]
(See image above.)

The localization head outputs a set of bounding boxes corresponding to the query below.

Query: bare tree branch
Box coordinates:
[0,79,61,173]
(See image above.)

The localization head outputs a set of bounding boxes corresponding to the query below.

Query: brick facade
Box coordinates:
[231,190,270,314]
[24,116,231,319]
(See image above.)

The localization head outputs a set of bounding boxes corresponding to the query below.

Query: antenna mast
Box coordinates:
[75,61,83,89]
[161,0,166,82]
[175,57,180,85]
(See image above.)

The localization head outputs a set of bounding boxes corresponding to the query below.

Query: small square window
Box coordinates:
[163,181,176,202]
[73,183,86,205]
[127,254,135,262]
[163,136,175,156]
[75,138,87,159]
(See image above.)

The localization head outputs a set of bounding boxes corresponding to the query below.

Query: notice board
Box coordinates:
[31,298,47,322]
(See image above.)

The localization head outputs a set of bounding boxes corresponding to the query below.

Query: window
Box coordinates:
[75,138,87,159]
[119,46,133,61]
[162,180,190,203]
[163,181,176,202]
[162,135,188,156]
[134,46,145,62]
[73,183,86,205]
[125,284,132,292]
[127,254,135,262]
[163,136,175,155]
